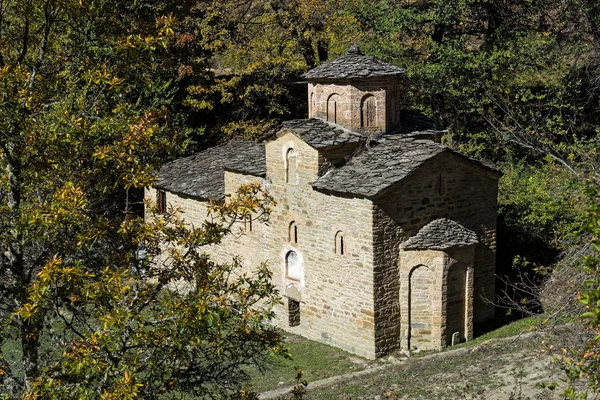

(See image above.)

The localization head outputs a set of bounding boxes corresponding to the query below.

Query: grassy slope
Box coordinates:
[251,315,576,399]
[248,334,376,393]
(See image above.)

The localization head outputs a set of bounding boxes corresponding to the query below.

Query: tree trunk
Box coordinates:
[21,320,41,388]
[4,144,40,387]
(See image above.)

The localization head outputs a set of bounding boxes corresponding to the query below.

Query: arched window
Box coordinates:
[289,221,298,244]
[285,147,297,184]
[327,94,341,124]
[334,231,345,255]
[310,92,315,117]
[285,250,301,280]
[244,213,252,232]
[360,94,377,128]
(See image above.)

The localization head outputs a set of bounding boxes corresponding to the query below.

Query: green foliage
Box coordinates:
[559,183,600,398]
[498,160,583,246]
[0,1,288,398]
[18,187,283,399]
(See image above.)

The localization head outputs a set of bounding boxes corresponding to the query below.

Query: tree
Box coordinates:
[15,184,282,399]
[0,1,285,397]
[551,181,600,399]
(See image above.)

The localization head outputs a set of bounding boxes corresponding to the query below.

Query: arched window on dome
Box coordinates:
[327,93,341,124]
[360,94,377,128]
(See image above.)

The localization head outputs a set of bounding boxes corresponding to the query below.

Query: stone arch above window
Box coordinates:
[285,147,297,184]
[327,93,341,124]
[285,250,302,281]
[334,231,345,255]
[289,221,298,244]
[360,94,377,128]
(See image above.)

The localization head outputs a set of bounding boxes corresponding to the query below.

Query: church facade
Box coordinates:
[147,46,499,359]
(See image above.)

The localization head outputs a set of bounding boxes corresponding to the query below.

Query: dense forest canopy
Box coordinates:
[0,0,599,398]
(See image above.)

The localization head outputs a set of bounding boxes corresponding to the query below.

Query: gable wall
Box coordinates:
[263,133,377,358]
[372,152,498,355]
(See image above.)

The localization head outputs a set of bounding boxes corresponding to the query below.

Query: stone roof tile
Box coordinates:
[401,218,479,250]
[155,140,265,199]
[280,118,364,148]
[312,138,446,197]
[302,45,405,80]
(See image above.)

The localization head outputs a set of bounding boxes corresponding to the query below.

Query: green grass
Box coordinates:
[247,333,373,393]
[249,315,552,396]
[304,315,565,400]
[453,314,548,349]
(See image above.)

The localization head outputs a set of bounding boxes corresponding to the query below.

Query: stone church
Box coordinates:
[147,46,499,359]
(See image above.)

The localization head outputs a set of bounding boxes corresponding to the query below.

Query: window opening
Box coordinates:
[335,231,345,255]
[157,190,167,214]
[327,94,340,124]
[288,299,300,327]
[285,148,297,184]
[437,174,447,195]
[360,95,377,128]
[334,102,337,124]
[244,214,253,232]
[289,221,298,243]
[285,250,301,280]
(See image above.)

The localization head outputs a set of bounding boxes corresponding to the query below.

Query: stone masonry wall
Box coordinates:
[263,132,377,358]
[147,132,379,359]
[372,152,498,355]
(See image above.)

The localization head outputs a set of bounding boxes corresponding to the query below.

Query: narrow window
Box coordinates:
[157,190,167,214]
[334,102,337,124]
[288,299,300,327]
[289,221,298,243]
[244,214,253,232]
[285,250,301,280]
[327,94,341,124]
[437,174,447,195]
[335,231,345,255]
[285,148,297,184]
[360,94,377,128]
[310,92,315,117]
